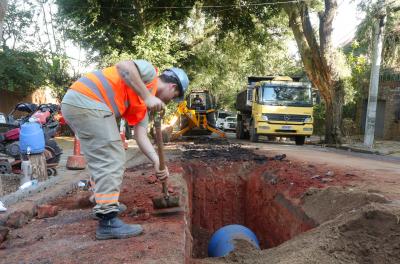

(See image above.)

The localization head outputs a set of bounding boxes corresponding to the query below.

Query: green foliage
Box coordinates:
[342,102,357,119]
[345,41,370,103]
[98,21,188,70]
[313,103,325,136]
[353,1,400,68]
[1,0,35,49]
[57,1,301,110]
[47,55,75,101]
[55,0,195,57]
[187,29,301,110]
[0,48,49,94]
[1,0,73,98]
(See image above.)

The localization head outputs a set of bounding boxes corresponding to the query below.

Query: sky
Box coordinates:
[332,0,366,47]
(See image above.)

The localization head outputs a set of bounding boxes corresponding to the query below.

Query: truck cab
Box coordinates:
[236,76,313,145]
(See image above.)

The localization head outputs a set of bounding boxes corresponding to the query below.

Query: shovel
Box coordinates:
[151,112,181,215]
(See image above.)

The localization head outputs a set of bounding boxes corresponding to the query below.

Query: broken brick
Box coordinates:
[37,205,59,219]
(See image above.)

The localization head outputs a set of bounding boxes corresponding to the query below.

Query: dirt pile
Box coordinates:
[302,187,390,224]
[195,188,400,264]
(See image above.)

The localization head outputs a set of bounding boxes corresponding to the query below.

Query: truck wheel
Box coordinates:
[250,121,259,142]
[0,160,12,174]
[295,136,305,145]
[236,122,245,139]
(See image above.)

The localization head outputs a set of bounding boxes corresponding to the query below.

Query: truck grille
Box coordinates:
[266,114,310,122]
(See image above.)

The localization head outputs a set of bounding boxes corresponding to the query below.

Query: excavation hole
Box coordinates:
[183,159,317,259]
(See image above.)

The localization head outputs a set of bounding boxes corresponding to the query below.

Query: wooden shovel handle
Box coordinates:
[154,112,165,170]
[154,112,168,195]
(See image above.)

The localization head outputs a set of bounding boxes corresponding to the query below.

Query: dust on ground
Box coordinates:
[0,162,186,264]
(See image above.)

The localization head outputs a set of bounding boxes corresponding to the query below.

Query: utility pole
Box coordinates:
[364,0,387,148]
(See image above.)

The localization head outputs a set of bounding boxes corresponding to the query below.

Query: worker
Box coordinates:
[192,94,203,108]
[61,60,189,240]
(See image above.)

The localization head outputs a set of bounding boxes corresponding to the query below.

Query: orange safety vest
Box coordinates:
[69,66,158,125]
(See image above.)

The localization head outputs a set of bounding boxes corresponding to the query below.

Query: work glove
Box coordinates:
[144,95,165,111]
[155,165,169,181]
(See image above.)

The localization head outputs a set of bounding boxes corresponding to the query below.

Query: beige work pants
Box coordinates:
[61,103,125,215]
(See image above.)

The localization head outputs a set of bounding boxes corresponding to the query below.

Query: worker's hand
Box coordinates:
[155,165,169,181]
[144,95,165,111]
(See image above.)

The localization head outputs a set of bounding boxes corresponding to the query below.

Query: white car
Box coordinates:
[216,111,231,129]
[223,116,237,132]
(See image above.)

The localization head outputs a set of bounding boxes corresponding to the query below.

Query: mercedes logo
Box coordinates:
[284,115,290,121]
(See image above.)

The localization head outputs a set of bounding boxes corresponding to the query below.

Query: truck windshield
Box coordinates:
[261,85,312,106]
[218,113,229,119]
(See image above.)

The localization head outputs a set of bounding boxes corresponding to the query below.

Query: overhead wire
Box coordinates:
[60,0,305,11]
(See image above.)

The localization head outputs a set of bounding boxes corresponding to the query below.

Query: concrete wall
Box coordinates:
[360,74,400,140]
[379,79,400,140]
[0,87,58,114]
[0,90,27,114]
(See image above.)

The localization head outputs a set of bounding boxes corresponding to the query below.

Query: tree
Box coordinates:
[55,0,196,58]
[0,0,7,41]
[1,0,34,49]
[0,48,49,94]
[282,1,351,144]
[1,0,73,97]
[353,1,400,69]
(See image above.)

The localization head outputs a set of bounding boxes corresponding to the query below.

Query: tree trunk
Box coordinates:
[324,80,345,145]
[29,153,48,182]
[284,1,344,144]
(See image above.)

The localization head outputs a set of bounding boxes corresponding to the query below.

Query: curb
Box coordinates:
[311,143,380,155]
[0,170,88,227]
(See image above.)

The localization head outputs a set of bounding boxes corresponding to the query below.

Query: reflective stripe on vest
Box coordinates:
[71,65,159,125]
[75,71,122,117]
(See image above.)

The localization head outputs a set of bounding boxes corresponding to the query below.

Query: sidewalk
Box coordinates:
[339,140,400,157]
[308,136,400,158]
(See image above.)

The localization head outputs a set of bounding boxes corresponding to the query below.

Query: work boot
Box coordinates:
[96,214,143,240]
[91,203,127,220]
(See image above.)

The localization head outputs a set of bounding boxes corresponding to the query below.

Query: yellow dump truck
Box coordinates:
[235,76,313,145]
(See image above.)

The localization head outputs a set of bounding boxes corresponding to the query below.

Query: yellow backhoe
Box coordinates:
[163,90,225,141]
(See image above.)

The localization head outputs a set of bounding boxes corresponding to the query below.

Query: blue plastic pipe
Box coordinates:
[208,224,260,257]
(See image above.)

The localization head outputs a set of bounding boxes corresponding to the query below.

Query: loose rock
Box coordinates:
[0,226,9,243]
[326,171,335,177]
[6,211,29,228]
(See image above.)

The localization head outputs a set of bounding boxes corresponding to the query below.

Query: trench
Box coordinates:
[183,159,317,259]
